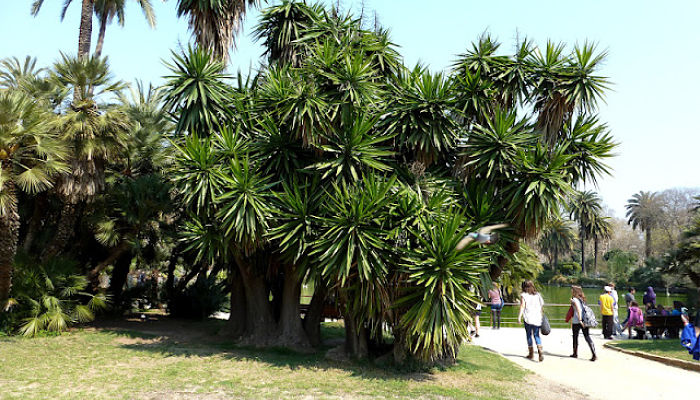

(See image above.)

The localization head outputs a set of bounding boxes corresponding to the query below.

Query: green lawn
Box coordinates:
[0,319,539,400]
[609,339,694,362]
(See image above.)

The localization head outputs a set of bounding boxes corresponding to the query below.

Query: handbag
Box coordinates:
[540,314,551,335]
[565,305,574,322]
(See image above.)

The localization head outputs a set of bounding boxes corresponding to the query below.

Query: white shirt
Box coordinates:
[521,292,544,326]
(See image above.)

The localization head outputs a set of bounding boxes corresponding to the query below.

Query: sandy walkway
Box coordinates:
[474,327,698,400]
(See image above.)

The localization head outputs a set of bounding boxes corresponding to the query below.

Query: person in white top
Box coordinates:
[517,280,545,361]
[609,282,621,336]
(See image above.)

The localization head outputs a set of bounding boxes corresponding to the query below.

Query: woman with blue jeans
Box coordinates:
[518,280,545,361]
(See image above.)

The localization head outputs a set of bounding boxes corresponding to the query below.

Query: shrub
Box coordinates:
[168,275,229,319]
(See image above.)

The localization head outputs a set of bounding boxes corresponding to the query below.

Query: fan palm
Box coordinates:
[568,190,603,274]
[538,218,576,271]
[0,90,68,308]
[626,191,660,259]
[93,0,157,58]
[176,0,261,62]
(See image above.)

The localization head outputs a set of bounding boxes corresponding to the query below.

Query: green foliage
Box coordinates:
[169,275,229,319]
[3,256,108,336]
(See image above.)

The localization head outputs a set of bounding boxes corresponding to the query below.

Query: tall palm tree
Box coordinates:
[176,0,261,62]
[31,0,96,58]
[589,214,612,274]
[626,191,660,259]
[537,218,576,271]
[93,0,157,58]
[569,190,602,274]
[0,90,67,308]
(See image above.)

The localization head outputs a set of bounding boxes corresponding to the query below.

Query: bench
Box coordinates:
[299,302,342,320]
[634,315,685,339]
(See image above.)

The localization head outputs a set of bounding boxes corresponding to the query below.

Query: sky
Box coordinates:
[1,0,699,217]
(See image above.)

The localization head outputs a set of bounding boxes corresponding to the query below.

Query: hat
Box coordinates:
[603,286,612,292]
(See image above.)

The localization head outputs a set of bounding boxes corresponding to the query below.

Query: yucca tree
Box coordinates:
[626,190,660,259]
[163,47,233,136]
[537,218,576,271]
[176,0,261,62]
[31,0,96,58]
[560,115,616,186]
[0,90,67,308]
[93,0,157,58]
[383,66,459,166]
[42,54,129,260]
[569,190,603,274]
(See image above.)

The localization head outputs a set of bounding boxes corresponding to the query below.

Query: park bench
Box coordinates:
[299,302,342,320]
[634,315,685,339]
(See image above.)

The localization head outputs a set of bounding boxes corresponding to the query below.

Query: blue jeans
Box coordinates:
[524,323,541,346]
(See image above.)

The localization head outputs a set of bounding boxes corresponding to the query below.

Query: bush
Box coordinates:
[168,275,229,319]
[1,255,108,336]
[559,262,581,275]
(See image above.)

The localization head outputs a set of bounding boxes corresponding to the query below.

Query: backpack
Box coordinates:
[579,299,598,328]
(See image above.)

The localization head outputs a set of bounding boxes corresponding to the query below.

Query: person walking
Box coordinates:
[599,286,615,339]
[518,280,545,361]
[643,287,657,311]
[570,285,596,361]
[622,287,636,326]
[488,282,503,329]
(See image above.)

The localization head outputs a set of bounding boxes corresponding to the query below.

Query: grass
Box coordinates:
[0,318,537,400]
[609,339,694,362]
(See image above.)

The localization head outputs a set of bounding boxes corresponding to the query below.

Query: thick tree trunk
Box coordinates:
[340,292,369,359]
[88,241,131,290]
[93,12,108,58]
[21,192,48,253]
[78,0,94,59]
[228,267,247,338]
[276,264,310,348]
[0,178,20,310]
[41,202,79,262]
[236,255,277,346]
[645,229,652,260]
[304,280,328,347]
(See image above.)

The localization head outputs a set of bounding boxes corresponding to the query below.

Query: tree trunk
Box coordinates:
[276,264,310,348]
[21,192,48,253]
[645,229,652,260]
[78,0,94,59]
[93,12,108,58]
[41,202,79,262]
[175,262,202,292]
[165,252,178,300]
[593,237,599,275]
[340,292,369,359]
[236,254,277,346]
[553,250,559,274]
[0,178,20,310]
[580,236,586,275]
[228,267,247,338]
[304,280,328,347]
[88,241,131,290]
[109,250,133,309]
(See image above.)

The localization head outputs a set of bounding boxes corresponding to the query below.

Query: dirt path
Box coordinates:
[475,327,698,400]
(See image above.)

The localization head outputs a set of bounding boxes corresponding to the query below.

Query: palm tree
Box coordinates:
[31,0,96,58]
[589,214,612,274]
[176,0,261,62]
[626,191,660,259]
[538,218,576,271]
[0,90,67,308]
[93,0,157,58]
[41,54,128,260]
[569,190,603,274]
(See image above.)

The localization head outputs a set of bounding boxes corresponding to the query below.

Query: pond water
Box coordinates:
[484,285,688,328]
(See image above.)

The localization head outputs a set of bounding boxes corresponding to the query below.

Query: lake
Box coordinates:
[483,285,688,329]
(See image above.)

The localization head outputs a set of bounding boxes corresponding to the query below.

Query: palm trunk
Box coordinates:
[93,12,108,58]
[553,250,558,273]
[580,235,586,275]
[593,237,599,275]
[645,229,652,260]
[276,263,310,348]
[21,192,48,252]
[0,176,20,310]
[228,266,247,338]
[304,279,328,347]
[41,202,79,262]
[235,253,277,346]
[88,241,132,290]
[78,0,94,59]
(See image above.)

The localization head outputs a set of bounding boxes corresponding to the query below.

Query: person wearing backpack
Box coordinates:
[518,280,545,361]
[570,285,597,361]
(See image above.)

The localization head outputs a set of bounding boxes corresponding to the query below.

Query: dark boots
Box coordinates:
[537,345,544,361]
[570,346,578,358]
[526,346,534,360]
[589,342,597,362]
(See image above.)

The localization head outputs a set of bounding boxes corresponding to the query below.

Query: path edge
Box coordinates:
[604,343,700,373]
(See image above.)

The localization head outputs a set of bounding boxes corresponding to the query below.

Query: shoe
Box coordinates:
[526,346,534,360]
[537,345,544,362]
[590,354,597,362]
[474,333,480,338]
[569,353,578,358]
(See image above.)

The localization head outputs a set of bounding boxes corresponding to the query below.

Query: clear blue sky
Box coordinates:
[2,0,699,216]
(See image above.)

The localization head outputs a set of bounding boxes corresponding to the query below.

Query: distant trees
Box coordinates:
[569,190,603,275]
[626,191,660,260]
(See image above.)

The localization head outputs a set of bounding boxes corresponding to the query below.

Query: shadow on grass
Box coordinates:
[94,317,442,383]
